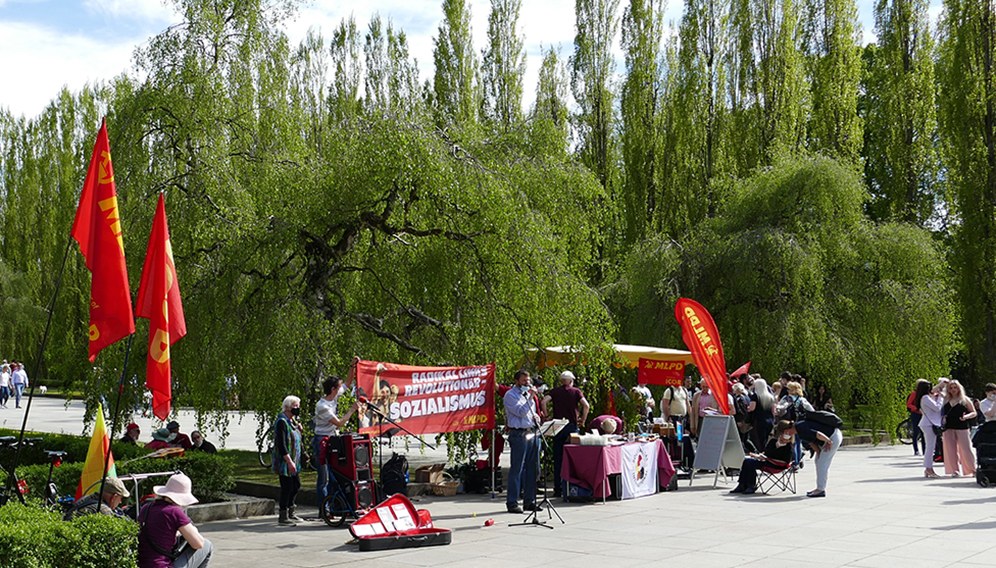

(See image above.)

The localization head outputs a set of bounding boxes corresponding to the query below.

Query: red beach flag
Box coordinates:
[674,298,730,415]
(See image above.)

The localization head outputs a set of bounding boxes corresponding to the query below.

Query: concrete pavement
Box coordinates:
[199,443,996,568]
[7,397,996,568]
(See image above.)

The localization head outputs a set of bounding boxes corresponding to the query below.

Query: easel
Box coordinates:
[689,415,745,488]
[511,419,568,529]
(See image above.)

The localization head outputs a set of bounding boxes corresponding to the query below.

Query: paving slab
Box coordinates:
[194,443,996,568]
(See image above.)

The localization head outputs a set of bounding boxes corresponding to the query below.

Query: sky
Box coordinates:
[0,0,944,120]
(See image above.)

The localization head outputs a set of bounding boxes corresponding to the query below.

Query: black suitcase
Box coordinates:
[349,493,452,551]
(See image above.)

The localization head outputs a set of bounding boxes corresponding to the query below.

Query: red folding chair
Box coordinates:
[756,458,796,495]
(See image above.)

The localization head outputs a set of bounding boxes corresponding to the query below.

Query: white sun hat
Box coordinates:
[153,472,199,506]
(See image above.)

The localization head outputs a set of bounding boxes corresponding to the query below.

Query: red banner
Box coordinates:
[135,194,187,420]
[355,360,495,435]
[674,298,730,415]
[637,358,685,386]
[71,118,135,362]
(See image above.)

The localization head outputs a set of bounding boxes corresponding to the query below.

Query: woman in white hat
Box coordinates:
[137,472,213,568]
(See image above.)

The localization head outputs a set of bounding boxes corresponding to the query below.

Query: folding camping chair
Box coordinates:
[756,460,796,495]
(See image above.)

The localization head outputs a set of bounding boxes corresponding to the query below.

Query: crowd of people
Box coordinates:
[907,377,995,478]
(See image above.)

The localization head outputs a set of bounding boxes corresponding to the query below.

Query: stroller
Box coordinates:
[971,421,996,487]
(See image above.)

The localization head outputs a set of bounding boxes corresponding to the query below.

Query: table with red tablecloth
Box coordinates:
[561,439,675,499]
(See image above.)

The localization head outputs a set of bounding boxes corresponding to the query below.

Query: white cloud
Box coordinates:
[82,0,176,22]
[0,21,138,118]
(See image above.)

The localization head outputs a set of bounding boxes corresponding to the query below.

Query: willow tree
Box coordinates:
[801,0,862,161]
[62,0,612,425]
[482,0,526,130]
[938,0,996,388]
[862,0,939,225]
[617,153,952,424]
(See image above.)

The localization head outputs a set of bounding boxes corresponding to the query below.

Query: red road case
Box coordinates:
[348,493,452,551]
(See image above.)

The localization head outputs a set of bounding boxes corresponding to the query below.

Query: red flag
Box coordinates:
[136,194,186,420]
[729,361,751,379]
[71,118,135,361]
[674,298,730,415]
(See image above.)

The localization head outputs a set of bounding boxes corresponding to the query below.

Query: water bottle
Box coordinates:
[676,421,683,440]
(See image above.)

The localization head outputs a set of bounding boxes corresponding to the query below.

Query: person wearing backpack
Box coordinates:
[795,409,843,498]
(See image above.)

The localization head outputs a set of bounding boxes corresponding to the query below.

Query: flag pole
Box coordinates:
[97,332,135,502]
[6,235,75,495]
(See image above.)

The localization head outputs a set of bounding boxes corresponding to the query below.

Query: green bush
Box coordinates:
[8,450,234,504]
[0,429,149,467]
[0,502,137,568]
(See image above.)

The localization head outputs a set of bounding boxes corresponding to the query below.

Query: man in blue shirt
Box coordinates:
[503,370,541,514]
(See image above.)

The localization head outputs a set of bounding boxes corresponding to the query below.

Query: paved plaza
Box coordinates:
[5,397,996,567]
[203,444,995,568]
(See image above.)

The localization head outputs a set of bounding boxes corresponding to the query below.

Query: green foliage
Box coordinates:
[11,449,234,503]
[937,0,996,390]
[482,0,526,129]
[861,0,939,226]
[433,0,480,127]
[0,503,137,568]
[615,154,953,427]
[801,0,863,161]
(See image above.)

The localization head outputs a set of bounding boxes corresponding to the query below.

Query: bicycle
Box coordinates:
[0,436,46,506]
[258,423,314,470]
[257,428,273,468]
[320,469,372,528]
[895,416,914,445]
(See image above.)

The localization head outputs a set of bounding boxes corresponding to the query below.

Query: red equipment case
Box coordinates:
[348,493,451,551]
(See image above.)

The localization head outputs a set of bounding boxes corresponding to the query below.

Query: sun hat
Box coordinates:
[151,428,172,442]
[153,472,198,506]
[559,370,576,382]
[103,477,131,498]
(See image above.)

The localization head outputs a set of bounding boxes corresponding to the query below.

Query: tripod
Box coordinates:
[511,420,565,529]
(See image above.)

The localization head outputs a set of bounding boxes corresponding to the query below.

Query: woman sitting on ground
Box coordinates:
[729,420,796,495]
[138,472,213,568]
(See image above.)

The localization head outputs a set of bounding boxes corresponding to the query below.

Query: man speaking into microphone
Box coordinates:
[503,370,542,514]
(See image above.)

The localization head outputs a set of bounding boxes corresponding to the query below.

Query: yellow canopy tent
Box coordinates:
[525,343,694,370]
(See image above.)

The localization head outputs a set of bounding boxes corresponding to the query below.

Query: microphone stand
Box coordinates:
[364,401,436,495]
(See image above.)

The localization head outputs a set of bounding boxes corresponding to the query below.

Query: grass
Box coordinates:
[225,449,318,485]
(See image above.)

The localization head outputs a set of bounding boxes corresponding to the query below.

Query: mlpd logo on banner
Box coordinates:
[637,357,685,386]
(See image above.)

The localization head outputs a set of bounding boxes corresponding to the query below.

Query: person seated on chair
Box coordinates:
[146,428,174,451]
[120,423,141,445]
[189,431,217,453]
[166,421,193,450]
[729,420,796,495]
[588,414,623,435]
[64,476,130,520]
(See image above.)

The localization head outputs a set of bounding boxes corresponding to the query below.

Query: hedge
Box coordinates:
[5,451,234,504]
[0,503,138,568]
[0,428,150,467]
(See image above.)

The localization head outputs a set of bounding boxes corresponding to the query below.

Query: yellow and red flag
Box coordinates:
[75,403,116,499]
[136,193,186,421]
[674,297,730,415]
[71,118,136,362]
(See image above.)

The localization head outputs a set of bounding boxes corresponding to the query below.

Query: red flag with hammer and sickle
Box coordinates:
[71,118,135,362]
[136,194,186,420]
